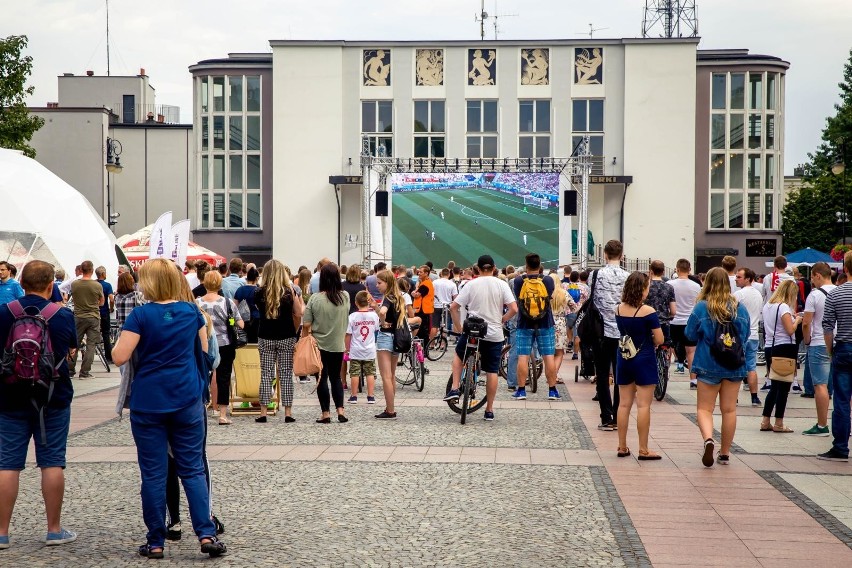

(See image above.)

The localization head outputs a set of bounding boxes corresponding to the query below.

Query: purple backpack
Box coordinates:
[1,300,62,388]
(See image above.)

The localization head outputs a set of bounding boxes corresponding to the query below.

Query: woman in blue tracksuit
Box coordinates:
[686,267,750,468]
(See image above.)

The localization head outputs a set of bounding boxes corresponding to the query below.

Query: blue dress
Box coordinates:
[615,311,660,386]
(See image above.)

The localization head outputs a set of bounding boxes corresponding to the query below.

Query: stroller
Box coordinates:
[574,340,596,382]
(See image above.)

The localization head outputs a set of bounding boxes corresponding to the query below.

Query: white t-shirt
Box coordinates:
[433,278,458,309]
[734,285,763,340]
[346,310,380,360]
[402,293,413,308]
[728,275,737,292]
[762,302,795,346]
[669,278,702,326]
[185,272,201,290]
[452,275,516,343]
[804,284,836,347]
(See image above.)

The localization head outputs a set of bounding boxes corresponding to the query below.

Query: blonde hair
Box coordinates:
[769,279,798,308]
[260,259,292,320]
[377,270,405,327]
[138,259,183,302]
[696,267,737,322]
[549,273,567,314]
[203,270,222,292]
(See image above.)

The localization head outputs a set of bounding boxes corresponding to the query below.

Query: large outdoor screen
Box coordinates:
[390,172,559,268]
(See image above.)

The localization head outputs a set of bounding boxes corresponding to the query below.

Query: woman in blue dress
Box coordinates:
[615,272,664,460]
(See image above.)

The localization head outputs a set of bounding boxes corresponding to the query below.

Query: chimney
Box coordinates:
[86,70,94,77]
[47,102,59,108]
[139,67,147,76]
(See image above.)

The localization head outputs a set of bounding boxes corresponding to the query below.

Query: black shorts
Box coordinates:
[454,335,502,373]
[416,313,431,341]
[432,307,444,329]
[670,324,697,347]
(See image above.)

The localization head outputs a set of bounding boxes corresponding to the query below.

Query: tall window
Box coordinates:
[708,70,780,231]
[361,100,393,157]
[466,100,498,158]
[414,100,445,158]
[518,99,550,158]
[198,74,262,230]
[571,99,604,159]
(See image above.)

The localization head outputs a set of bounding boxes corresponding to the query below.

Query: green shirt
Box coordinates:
[303,291,350,352]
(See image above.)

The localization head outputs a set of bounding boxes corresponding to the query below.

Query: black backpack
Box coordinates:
[576,270,604,344]
[710,310,745,370]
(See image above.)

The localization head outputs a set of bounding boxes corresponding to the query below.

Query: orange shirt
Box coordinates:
[413,277,435,314]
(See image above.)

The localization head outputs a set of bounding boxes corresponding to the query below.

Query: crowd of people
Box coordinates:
[0,242,850,557]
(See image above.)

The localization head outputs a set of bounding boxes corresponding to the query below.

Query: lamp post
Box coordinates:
[105,137,123,230]
[832,138,847,245]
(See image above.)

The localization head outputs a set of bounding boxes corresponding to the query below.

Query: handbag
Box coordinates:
[393,317,412,353]
[293,334,322,376]
[289,288,302,331]
[225,299,248,348]
[615,306,644,360]
[768,305,796,382]
[576,269,604,345]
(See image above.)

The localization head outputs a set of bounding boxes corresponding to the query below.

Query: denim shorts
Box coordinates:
[565,312,579,328]
[696,375,743,386]
[376,331,396,353]
[454,335,503,373]
[745,339,759,373]
[0,405,71,470]
[515,327,556,356]
[808,345,831,386]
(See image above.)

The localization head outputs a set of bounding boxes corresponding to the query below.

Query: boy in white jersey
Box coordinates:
[345,291,380,404]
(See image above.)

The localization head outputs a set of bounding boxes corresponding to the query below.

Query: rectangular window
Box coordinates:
[710,193,725,229]
[588,100,603,131]
[765,154,775,190]
[201,77,208,113]
[729,153,744,189]
[466,101,498,158]
[765,115,775,149]
[213,116,225,150]
[229,193,243,228]
[711,114,726,149]
[362,100,393,156]
[229,155,242,189]
[246,193,261,229]
[765,193,774,229]
[201,156,209,189]
[748,114,761,149]
[201,194,209,227]
[213,194,225,228]
[712,74,726,109]
[413,101,445,158]
[246,116,260,151]
[519,100,550,159]
[213,156,225,189]
[747,193,761,229]
[767,74,777,110]
[201,116,209,151]
[730,74,745,109]
[747,154,761,189]
[212,77,224,112]
[729,192,743,229]
[483,100,498,132]
[229,76,242,112]
[247,155,260,189]
[572,99,603,132]
[711,153,725,189]
[520,100,534,132]
[730,114,744,149]
[246,76,260,112]
[362,101,377,133]
[229,117,242,150]
[749,73,762,110]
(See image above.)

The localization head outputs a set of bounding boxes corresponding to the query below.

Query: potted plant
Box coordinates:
[831,244,852,261]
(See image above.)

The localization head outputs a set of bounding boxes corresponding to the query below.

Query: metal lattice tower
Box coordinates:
[641,0,698,38]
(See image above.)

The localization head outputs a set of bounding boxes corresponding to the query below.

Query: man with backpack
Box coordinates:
[0,260,78,549]
[512,253,561,401]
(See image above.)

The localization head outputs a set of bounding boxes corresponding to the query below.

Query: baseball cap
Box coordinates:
[477,255,495,269]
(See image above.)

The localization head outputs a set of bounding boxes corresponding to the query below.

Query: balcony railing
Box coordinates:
[110,103,181,125]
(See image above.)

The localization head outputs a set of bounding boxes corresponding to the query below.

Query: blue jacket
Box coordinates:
[685,300,750,379]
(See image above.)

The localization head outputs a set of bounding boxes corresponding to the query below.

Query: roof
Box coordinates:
[268,37,701,48]
[697,49,789,68]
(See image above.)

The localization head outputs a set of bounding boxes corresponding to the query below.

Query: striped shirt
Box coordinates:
[823,282,852,342]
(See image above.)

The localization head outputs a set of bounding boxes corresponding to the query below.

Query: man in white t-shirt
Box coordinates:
[722,255,738,292]
[444,255,517,421]
[669,258,702,386]
[735,267,764,407]
[184,260,201,290]
[801,262,836,436]
[432,268,458,332]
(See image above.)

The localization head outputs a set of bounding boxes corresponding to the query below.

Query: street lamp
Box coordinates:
[832,138,848,245]
[105,137,123,228]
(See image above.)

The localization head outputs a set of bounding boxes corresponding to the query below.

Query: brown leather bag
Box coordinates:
[767,305,796,382]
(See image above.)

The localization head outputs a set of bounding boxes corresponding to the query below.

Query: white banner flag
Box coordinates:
[148,211,173,259]
[169,219,191,268]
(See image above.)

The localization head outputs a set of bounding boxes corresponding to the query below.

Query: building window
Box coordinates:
[765,193,774,229]
[747,154,761,189]
[519,99,551,158]
[767,73,777,110]
[414,100,445,158]
[710,193,725,229]
[730,73,745,109]
[198,73,262,230]
[362,100,393,156]
[749,73,762,110]
[711,154,725,189]
[711,114,725,149]
[747,193,761,229]
[748,114,761,149]
[711,74,726,109]
[730,114,744,149]
[466,100,498,158]
[729,193,743,229]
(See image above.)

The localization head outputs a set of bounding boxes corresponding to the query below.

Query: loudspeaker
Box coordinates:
[563,190,578,216]
[375,191,389,216]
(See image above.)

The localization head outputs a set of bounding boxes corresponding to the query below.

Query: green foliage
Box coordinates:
[0,35,45,158]
[783,48,852,251]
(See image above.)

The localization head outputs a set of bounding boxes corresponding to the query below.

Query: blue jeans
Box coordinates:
[506,320,518,388]
[803,350,814,395]
[0,406,71,470]
[830,342,852,457]
[130,399,216,547]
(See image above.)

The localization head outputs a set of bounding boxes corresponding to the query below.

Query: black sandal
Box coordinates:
[200,536,227,557]
[138,544,164,559]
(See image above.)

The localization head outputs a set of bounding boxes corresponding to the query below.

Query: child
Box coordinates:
[346,291,380,404]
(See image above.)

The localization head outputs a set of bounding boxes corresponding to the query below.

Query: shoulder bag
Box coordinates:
[576,269,604,344]
[225,298,248,348]
[615,305,645,360]
[768,305,796,381]
[293,334,322,376]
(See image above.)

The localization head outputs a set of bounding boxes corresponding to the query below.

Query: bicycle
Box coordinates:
[77,337,111,374]
[445,331,488,424]
[497,326,542,393]
[654,342,671,401]
[395,338,426,392]
[426,310,451,361]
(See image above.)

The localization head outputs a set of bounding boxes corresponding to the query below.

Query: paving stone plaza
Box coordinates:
[4,355,852,566]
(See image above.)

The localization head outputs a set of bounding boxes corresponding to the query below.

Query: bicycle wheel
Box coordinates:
[498,347,509,380]
[395,350,417,386]
[426,335,447,361]
[96,344,110,373]
[529,358,541,394]
[654,348,668,401]
[445,372,487,415]
[415,356,425,392]
[460,357,476,424]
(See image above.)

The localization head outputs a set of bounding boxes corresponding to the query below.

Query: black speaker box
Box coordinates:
[376,191,389,216]
[563,190,578,216]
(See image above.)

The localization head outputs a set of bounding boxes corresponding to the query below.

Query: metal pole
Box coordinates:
[360,136,371,267]
[578,135,591,270]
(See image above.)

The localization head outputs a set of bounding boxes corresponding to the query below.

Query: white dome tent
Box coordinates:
[0,148,118,285]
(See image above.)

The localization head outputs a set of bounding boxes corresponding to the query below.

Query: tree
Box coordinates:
[782,48,852,251]
[0,35,44,158]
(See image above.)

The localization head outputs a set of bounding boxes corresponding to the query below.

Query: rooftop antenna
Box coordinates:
[577,23,608,39]
[491,1,518,39]
[642,0,698,38]
[475,0,488,41]
[106,0,110,75]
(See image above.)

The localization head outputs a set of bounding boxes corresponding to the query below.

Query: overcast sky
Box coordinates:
[4,0,851,172]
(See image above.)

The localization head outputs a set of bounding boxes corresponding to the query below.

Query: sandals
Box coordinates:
[217,418,232,426]
[617,447,631,458]
[773,425,794,433]
[759,422,773,432]
[638,450,662,461]
[138,544,164,559]
[200,536,227,557]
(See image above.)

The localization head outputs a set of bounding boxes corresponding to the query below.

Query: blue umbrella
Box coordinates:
[785,247,834,264]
